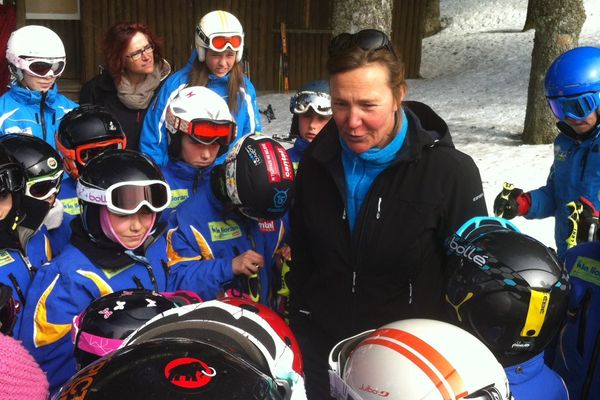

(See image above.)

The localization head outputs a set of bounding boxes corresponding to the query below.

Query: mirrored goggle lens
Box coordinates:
[188,120,235,145]
[209,34,243,51]
[25,60,66,78]
[110,182,170,213]
[547,92,600,121]
[291,92,332,116]
[27,174,62,200]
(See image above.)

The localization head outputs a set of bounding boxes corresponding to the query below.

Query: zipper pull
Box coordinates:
[408,281,413,304]
[342,208,347,220]
[376,197,382,219]
[352,271,357,293]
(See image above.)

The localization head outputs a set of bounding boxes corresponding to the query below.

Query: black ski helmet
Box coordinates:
[72,289,177,369]
[77,149,170,244]
[0,284,17,336]
[445,216,570,366]
[54,338,283,399]
[56,105,126,179]
[212,134,294,220]
[0,134,63,201]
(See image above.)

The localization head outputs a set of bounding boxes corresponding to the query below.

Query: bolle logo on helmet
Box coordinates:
[164,357,216,389]
[447,236,489,268]
[358,384,390,397]
[245,144,262,166]
[57,359,108,400]
[47,157,58,169]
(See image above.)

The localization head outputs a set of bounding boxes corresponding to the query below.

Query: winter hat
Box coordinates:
[0,333,49,400]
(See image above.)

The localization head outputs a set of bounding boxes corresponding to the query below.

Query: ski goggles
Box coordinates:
[329,29,397,59]
[57,137,127,167]
[77,180,171,215]
[196,28,244,52]
[547,91,600,121]
[25,170,63,201]
[17,57,66,78]
[0,164,25,196]
[166,109,235,146]
[290,91,332,116]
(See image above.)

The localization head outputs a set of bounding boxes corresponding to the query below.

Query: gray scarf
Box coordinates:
[117,60,170,109]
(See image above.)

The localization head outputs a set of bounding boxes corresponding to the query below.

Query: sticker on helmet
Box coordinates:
[164,357,216,389]
[47,157,58,169]
[275,146,293,181]
[259,142,281,183]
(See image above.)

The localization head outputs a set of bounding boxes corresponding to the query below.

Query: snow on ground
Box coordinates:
[257,0,600,250]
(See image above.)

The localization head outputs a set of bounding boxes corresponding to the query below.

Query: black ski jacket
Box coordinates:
[288,101,488,342]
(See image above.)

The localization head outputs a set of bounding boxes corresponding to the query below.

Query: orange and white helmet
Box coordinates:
[329,319,511,400]
[195,10,244,63]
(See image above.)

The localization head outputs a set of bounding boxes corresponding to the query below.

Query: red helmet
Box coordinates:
[122,298,305,398]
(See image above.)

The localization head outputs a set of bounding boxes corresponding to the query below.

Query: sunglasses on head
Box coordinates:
[196,28,244,52]
[77,179,172,216]
[18,57,66,78]
[329,29,397,59]
[26,170,63,201]
[547,91,600,121]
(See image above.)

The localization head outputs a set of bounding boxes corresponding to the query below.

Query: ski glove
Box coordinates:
[493,182,530,219]
[566,196,600,249]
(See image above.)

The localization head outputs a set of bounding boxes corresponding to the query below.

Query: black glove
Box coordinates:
[493,182,524,220]
[566,196,600,249]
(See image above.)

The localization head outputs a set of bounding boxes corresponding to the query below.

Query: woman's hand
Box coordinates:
[232,250,264,276]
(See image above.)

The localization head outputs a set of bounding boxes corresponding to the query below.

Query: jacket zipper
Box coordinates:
[40,91,47,142]
[577,288,592,356]
[582,329,600,399]
[580,147,590,181]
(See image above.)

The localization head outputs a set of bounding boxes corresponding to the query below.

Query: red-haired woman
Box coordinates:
[79,22,171,151]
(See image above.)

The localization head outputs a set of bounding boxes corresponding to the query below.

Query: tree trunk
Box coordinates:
[522,0,586,144]
[423,0,442,38]
[522,0,538,31]
[331,0,393,36]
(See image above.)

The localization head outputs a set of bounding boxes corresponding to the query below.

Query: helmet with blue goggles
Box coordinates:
[289,91,332,116]
[547,91,600,121]
[77,179,171,215]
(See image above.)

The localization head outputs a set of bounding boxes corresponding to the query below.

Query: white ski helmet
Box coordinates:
[165,86,236,157]
[6,25,66,81]
[329,319,511,400]
[195,10,244,63]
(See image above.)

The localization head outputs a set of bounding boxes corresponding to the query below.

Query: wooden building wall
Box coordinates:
[23,0,424,94]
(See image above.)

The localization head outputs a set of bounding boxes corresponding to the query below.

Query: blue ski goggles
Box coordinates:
[289,91,332,116]
[547,91,600,121]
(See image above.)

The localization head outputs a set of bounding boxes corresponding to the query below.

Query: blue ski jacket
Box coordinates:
[554,241,600,400]
[0,226,52,337]
[288,137,310,172]
[139,51,262,166]
[0,82,78,149]
[505,352,568,400]
[526,123,600,258]
[167,185,285,304]
[160,160,213,224]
